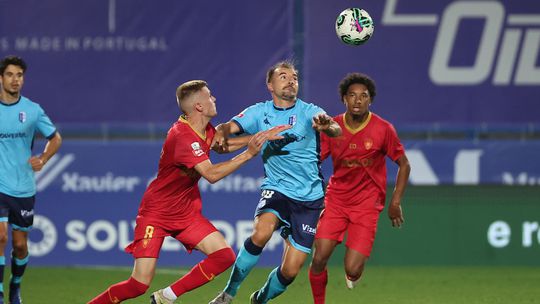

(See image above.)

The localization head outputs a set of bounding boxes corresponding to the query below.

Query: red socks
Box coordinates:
[170,247,235,297]
[88,276,149,304]
[309,268,328,304]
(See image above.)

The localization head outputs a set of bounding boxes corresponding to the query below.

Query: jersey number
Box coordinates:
[144,225,154,239]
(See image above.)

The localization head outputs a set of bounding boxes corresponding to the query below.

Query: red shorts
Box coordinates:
[315,200,381,257]
[125,213,218,258]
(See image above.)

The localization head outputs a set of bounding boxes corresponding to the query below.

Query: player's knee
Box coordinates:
[250,232,271,247]
[312,253,330,269]
[280,266,301,280]
[11,240,28,255]
[0,233,8,247]
[345,264,365,281]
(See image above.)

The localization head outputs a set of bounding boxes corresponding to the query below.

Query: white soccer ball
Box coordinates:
[335,8,374,46]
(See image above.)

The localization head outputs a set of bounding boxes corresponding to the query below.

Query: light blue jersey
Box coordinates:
[232,99,326,201]
[0,96,56,197]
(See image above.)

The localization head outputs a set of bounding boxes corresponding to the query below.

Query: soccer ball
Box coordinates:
[335,8,374,46]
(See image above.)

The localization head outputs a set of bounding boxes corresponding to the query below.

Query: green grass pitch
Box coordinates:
[11,265,540,303]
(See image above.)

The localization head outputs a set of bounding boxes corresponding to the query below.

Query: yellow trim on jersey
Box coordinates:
[178,115,206,140]
[344,112,372,134]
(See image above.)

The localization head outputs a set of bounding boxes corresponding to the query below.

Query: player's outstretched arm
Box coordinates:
[388,154,411,228]
[312,113,342,137]
[211,122,243,154]
[198,125,290,183]
[28,132,62,172]
[212,123,291,154]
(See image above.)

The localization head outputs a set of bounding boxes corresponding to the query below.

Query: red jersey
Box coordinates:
[321,113,404,210]
[137,116,216,223]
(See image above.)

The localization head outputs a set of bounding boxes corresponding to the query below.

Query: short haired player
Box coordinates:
[88,80,289,304]
[209,61,342,304]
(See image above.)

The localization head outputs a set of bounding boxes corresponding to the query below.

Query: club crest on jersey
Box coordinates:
[364,138,373,150]
[288,115,297,126]
[19,111,26,123]
[191,142,204,157]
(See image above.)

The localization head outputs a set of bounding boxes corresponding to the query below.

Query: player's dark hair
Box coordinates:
[0,55,27,75]
[338,73,376,103]
[176,80,208,113]
[266,60,298,83]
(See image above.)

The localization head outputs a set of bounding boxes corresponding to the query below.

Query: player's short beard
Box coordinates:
[2,87,19,97]
[281,92,296,101]
[350,111,368,121]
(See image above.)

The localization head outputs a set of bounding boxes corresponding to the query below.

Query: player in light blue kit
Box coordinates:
[0,56,62,304]
[209,61,341,304]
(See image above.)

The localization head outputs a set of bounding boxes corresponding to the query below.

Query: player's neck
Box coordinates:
[0,90,20,104]
[345,111,370,129]
[272,97,296,109]
[185,114,210,136]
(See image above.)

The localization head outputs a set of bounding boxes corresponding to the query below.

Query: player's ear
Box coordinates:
[266,82,273,93]
[194,102,203,113]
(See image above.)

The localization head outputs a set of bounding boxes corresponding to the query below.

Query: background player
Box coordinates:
[209,60,341,304]
[308,72,411,303]
[88,80,289,304]
[0,55,62,304]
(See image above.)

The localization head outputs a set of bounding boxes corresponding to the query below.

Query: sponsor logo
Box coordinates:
[302,224,316,235]
[61,172,141,192]
[191,141,204,157]
[383,0,540,86]
[21,209,34,218]
[0,132,26,139]
[28,215,57,257]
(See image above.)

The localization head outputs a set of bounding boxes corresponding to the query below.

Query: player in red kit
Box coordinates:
[88,80,289,304]
[308,73,411,303]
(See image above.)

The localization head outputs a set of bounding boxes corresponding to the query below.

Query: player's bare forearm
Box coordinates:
[29,132,62,171]
[391,154,411,203]
[196,151,255,184]
[322,120,342,137]
[388,154,410,227]
[197,129,276,183]
[225,135,252,152]
[212,122,243,154]
[312,113,342,137]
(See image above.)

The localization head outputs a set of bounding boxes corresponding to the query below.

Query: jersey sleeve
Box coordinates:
[306,103,326,119]
[231,103,262,135]
[173,133,210,169]
[384,123,405,161]
[320,132,331,161]
[36,105,57,139]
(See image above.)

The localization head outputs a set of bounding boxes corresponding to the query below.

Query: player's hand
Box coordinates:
[211,124,229,152]
[388,202,404,228]
[312,113,333,132]
[28,156,46,172]
[246,125,291,156]
[265,124,292,140]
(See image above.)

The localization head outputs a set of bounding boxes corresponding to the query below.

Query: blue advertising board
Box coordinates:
[24,139,540,266]
[1,0,538,125]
